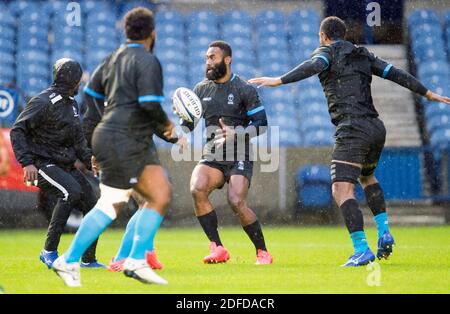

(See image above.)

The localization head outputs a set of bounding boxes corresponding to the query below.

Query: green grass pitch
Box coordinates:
[0,226,449,294]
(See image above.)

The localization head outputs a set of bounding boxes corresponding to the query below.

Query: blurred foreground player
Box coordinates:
[250,16,450,266]
[81,86,162,271]
[176,41,272,265]
[52,7,186,287]
[10,58,101,269]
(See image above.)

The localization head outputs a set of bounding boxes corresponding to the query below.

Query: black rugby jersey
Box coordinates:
[84,43,165,138]
[193,74,265,161]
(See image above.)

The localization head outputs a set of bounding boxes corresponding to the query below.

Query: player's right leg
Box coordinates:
[331,160,375,266]
[52,184,130,287]
[122,165,171,285]
[190,163,229,263]
[37,164,84,269]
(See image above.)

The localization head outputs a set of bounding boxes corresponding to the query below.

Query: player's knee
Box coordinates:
[190,182,209,199]
[359,174,377,188]
[95,184,132,220]
[65,184,82,204]
[151,184,172,210]
[332,182,355,206]
[227,194,246,211]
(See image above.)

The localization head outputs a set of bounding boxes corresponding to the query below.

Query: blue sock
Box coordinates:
[350,231,369,255]
[128,208,163,260]
[374,212,389,238]
[65,208,113,263]
[114,209,142,261]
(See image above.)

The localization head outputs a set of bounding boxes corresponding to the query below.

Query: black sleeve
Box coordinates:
[81,93,104,148]
[84,61,106,101]
[73,101,92,168]
[242,85,268,138]
[10,97,46,167]
[384,66,428,96]
[280,46,330,84]
[364,47,428,96]
[137,57,176,143]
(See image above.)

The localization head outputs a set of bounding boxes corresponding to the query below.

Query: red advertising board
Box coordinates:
[0,128,38,192]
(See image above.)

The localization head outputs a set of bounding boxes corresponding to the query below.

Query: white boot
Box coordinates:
[123,258,168,285]
[52,255,81,287]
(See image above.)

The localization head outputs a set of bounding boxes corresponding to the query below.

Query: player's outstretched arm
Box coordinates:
[249,57,328,88]
[383,66,450,104]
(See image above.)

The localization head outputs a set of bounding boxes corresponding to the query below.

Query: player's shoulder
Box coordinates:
[233,75,258,95]
[311,45,333,57]
[25,88,56,110]
[193,79,213,93]
[135,50,161,67]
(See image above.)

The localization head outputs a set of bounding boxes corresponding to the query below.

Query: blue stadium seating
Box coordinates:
[409,9,450,149]
[296,164,332,208]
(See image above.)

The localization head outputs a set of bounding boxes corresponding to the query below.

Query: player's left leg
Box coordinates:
[359,173,395,260]
[227,174,272,264]
[358,118,394,260]
[122,165,170,285]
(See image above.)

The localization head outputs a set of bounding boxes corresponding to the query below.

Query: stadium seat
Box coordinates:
[430,128,450,149]
[0,37,15,53]
[189,10,218,24]
[288,9,320,37]
[418,60,450,79]
[222,10,253,25]
[408,9,441,27]
[256,9,285,26]
[296,164,332,208]
[156,10,185,25]
[82,0,113,14]
[302,129,334,147]
[0,25,16,40]
[299,114,333,134]
[427,114,450,134]
[8,0,40,17]
[0,9,16,28]
[158,23,185,39]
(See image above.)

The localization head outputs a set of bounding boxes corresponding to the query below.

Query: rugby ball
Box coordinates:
[172,87,202,123]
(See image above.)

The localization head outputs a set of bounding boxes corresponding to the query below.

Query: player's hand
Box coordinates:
[74,159,88,173]
[248,77,282,88]
[23,164,38,186]
[214,118,236,148]
[425,90,450,105]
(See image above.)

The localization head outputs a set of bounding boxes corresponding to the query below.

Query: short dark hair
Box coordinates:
[124,7,155,40]
[208,41,232,57]
[320,16,346,40]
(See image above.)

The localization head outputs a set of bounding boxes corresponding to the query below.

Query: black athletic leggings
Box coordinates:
[37,164,99,262]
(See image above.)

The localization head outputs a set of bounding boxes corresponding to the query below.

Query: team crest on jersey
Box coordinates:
[228,93,234,105]
[238,161,245,171]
